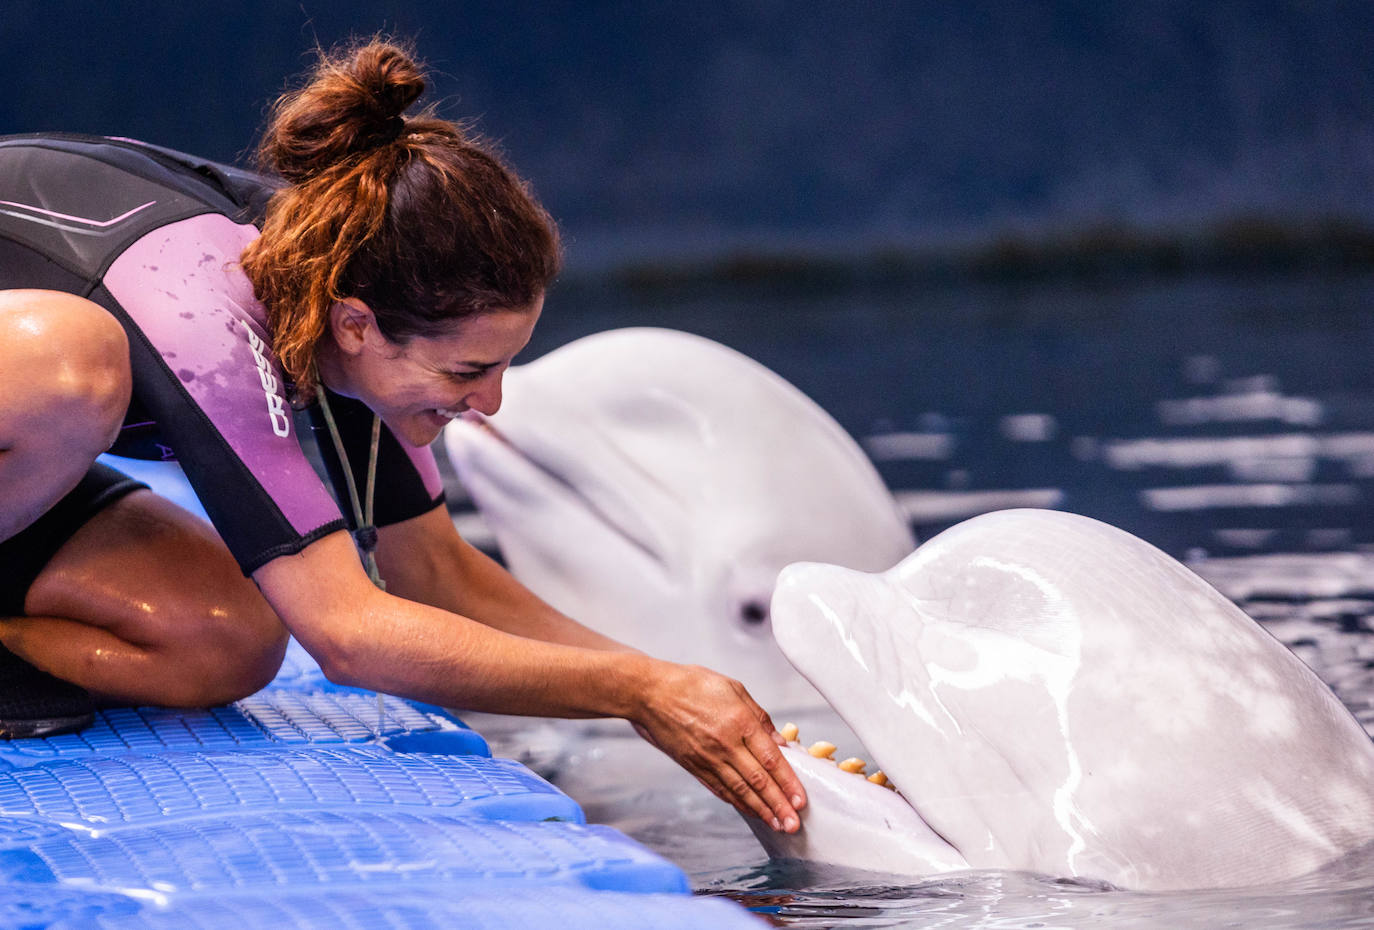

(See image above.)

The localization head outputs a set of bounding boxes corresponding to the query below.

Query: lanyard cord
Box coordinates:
[315,386,386,592]
[314,382,391,735]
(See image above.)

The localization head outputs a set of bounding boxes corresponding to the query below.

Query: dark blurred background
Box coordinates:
[5,1,1372,274]
[8,1,1374,558]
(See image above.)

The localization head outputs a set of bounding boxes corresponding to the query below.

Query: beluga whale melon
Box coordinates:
[444,327,915,713]
[761,508,1374,891]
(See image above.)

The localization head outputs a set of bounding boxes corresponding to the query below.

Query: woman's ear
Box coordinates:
[329,298,376,356]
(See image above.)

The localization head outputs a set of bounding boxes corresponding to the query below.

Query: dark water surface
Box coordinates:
[500,267,1374,927]
[535,268,1374,557]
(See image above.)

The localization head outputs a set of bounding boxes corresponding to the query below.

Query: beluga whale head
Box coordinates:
[444,327,914,713]
[761,508,1374,891]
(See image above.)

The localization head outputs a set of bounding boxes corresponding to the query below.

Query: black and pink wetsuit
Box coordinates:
[0,134,445,601]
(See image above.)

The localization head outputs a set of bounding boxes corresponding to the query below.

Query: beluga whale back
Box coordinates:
[444,327,915,713]
[765,508,1374,890]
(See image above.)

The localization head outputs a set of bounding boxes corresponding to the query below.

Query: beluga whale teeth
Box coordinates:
[744,741,964,874]
[837,757,866,774]
[806,741,837,760]
[764,507,1374,891]
[779,722,799,743]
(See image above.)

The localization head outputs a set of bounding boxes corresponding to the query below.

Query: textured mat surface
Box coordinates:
[0,811,690,894]
[0,691,488,768]
[0,640,765,924]
[0,745,581,842]
[1,884,765,929]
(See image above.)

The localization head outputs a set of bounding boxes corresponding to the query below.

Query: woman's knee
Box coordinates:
[0,290,131,450]
[173,604,289,705]
[127,550,289,705]
[24,490,289,706]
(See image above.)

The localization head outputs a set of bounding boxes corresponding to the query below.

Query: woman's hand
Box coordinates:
[628,661,807,833]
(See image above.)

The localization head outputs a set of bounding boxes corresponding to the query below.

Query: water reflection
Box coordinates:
[712,850,1374,928]
[860,364,1374,556]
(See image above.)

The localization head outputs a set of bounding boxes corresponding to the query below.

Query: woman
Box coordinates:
[0,39,805,835]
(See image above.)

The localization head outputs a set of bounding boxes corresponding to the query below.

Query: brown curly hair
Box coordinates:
[240,38,561,397]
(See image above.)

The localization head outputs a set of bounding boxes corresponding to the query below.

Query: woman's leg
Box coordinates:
[8,488,288,707]
[0,289,287,710]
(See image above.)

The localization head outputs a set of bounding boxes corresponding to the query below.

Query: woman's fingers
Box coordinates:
[710,753,787,831]
[693,705,805,832]
[738,724,806,830]
[632,662,809,833]
[729,685,807,828]
[692,760,783,830]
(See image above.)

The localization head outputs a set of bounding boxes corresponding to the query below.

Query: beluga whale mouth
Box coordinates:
[743,721,974,875]
[444,327,915,713]
[761,508,1374,891]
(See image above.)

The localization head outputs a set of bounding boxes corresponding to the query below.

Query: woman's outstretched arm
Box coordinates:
[253,529,807,833]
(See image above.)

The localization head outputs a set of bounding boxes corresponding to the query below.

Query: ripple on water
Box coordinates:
[708,845,1374,929]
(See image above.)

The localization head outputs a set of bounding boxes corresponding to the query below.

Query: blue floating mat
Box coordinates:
[0,690,488,769]
[0,746,581,844]
[0,883,145,928]
[10,885,764,929]
[97,454,207,521]
[0,811,690,895]
[0,639,756,927]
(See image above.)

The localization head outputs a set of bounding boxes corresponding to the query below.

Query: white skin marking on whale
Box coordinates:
[916,553,1101,869]
[807,592,869,674]
[983,557,1095,870]
[899,650,959,737]
[1242,778,1337,853]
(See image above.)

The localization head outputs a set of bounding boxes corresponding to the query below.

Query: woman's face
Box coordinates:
[323,296,542,447]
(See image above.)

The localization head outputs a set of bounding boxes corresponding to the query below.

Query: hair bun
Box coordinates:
[258,38,429,182]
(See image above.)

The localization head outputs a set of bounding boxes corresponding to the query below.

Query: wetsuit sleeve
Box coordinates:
[99,213,347,573]
[307,389,448,530]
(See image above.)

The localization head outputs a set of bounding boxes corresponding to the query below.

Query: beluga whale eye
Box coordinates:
[740,600,769,625]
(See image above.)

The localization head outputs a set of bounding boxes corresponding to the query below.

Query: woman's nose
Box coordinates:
[464,372,503,416]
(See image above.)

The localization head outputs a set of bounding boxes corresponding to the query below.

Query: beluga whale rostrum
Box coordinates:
[757,508,1374,891]
[443,327,915,713]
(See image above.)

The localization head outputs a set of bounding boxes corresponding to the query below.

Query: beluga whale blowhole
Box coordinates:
[761,508,1374,891]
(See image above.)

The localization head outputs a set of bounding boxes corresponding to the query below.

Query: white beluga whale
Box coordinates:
[755,508,1374,891]
[444,327,914,712]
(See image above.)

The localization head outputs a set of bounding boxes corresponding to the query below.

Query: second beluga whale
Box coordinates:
[754,508,1374,891]
[443,326,914,713]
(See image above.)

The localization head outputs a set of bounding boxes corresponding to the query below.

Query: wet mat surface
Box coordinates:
[1,883,763,929]
[0,746,582,838]
[0,639,763,927]
[0,691,488,769]
[0,813,690,893]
